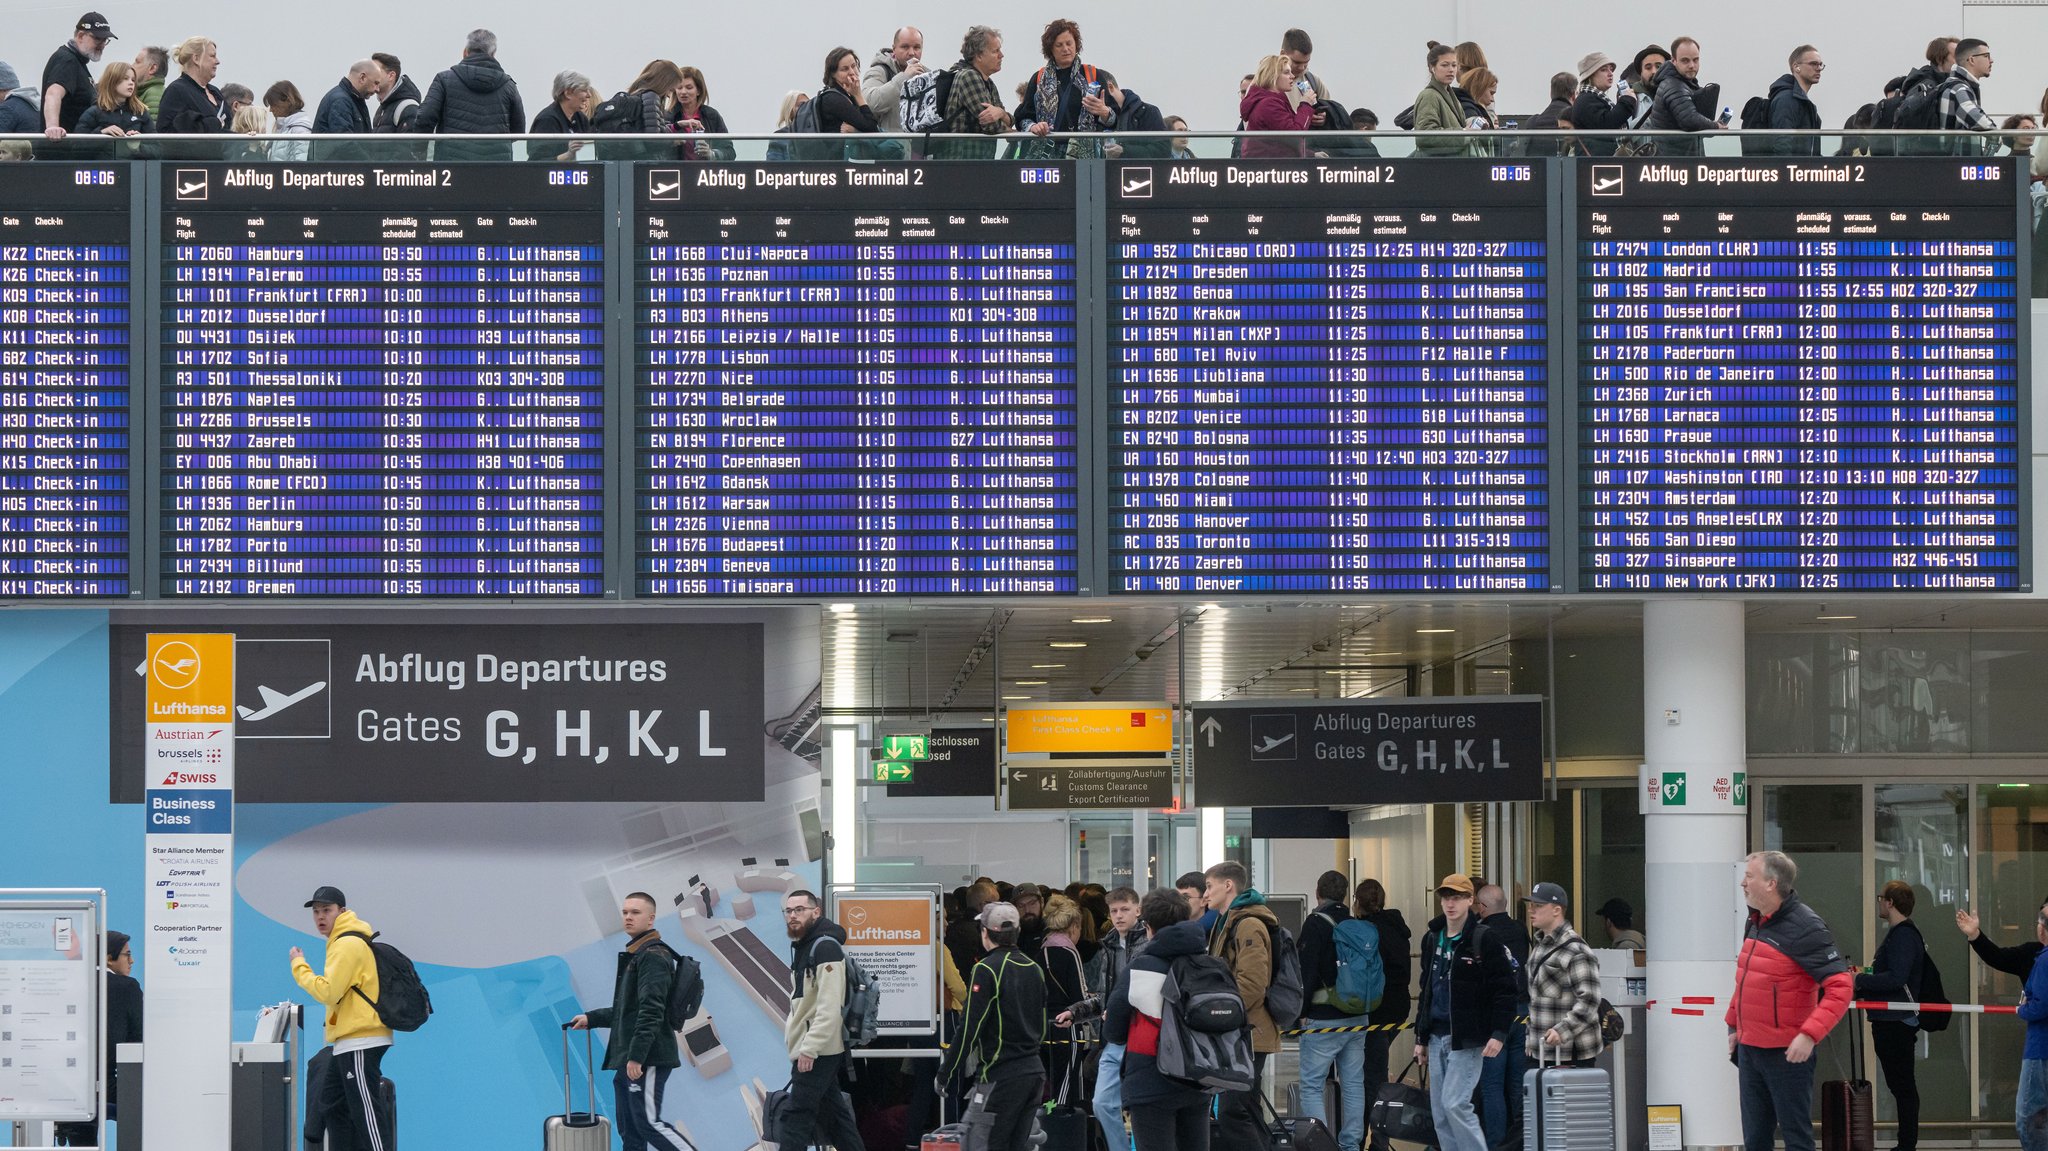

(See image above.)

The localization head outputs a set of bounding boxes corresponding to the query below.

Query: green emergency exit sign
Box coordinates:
[867,761,916,784]
[880,734,930,761]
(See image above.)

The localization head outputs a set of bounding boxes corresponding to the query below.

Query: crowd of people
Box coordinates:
[6,10,2046,172]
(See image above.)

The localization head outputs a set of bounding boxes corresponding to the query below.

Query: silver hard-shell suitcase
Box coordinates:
[544,1023,611,1151]
[1524,1042,1614,1151]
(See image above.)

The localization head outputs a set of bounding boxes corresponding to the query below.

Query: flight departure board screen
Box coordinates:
[1108,158,1552,593]
[1578,158,2028,590]
[161,163,605,596]
[1,165,130,597]
[634,162,1079,595]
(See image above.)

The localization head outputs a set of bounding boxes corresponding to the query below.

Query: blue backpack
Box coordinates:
[1315,913,1385,1015]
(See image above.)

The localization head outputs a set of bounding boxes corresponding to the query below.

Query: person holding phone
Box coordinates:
[1238,53,1312,159]
[1018,19,1117,159]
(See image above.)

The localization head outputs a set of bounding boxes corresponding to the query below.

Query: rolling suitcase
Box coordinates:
[1524,1043,1613,1151]
[1820,1029,1874,1151]
[1039,1044,1092,1151]
[1259,1087,1341,1150]
[544,1023,610,1151]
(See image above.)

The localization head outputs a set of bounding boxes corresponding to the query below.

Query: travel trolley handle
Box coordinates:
[561,1021,597,1119]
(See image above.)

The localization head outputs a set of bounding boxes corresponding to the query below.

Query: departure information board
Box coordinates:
[634,162,1080,595]
[1,165,130,597]
[1578,158,2028,590]
[161,163,605,596]
[1107,159,1551,593]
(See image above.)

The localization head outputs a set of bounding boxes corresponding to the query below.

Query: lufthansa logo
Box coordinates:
[151,640,202,691]
[845,904,869,927]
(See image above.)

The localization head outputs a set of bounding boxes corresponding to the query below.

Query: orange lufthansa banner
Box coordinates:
[838,895,934,947]
[1006,703,1174,754]
[144,633,235,722]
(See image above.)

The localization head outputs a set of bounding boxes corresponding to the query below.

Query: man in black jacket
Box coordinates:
[1475,884,1531,1151]
[1410,874,1517,1151]
[1857,881,1924,1151]
[1766,45,1825,156]
[569,892,690,1151]
[939,901,1046,1151]
[415,28,524,161]
[1569,52,1638,156]
[1299,869,1369,1151]
[312,62,378,160]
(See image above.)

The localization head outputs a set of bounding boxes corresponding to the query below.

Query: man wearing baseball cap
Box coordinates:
[1410,874,1517,1151]
[1524,884,1606,1068]
[938,901,1046,1151]
[290,886,396,1151]
[41,11,114,139]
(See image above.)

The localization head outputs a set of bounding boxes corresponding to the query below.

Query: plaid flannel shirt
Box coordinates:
[1937,67,1998,155]
[1524,923,1605,1062]
[930,61,1011,159]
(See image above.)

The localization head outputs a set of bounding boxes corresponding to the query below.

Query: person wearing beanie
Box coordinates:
[1569,50,1639,155]
[0,61,41,133]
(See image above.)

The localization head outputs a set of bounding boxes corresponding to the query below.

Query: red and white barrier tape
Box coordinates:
[1644,996,2017,1016]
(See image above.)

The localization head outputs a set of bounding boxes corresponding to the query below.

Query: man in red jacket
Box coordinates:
[1726,850,1854,1151]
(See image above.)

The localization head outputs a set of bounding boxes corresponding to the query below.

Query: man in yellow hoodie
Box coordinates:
[290,885,394,1151]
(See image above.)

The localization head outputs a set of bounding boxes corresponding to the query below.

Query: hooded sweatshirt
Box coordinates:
[1210,888,1283,1052]
[786,916,851,1060]
[291,908,393,1047]
[416,55,524,160]
[0,87,41,133]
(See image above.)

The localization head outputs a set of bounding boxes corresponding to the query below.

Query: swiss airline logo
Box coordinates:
[161,771,219,786]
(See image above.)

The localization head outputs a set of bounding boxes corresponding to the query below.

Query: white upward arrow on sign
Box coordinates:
[1199,716,1222,747]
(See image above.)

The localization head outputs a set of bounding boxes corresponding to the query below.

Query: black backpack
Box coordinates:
[1893,71,1957,154]
[1738,95,1772,154]
[1916,947,1951,1033]
[1154,953,1256,1093]
[592,90,651,134]
[789,91,837,161]
[650,941,704,1032]
[338,930,433,1032]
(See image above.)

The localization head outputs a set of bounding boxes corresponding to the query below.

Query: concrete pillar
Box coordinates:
[1642,600,1747,1150]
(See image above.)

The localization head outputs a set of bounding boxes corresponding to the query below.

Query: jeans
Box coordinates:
[1478,1020,1527,1148]
[1871,1022,1919,1151]
[1737,1044,1816,1151]
[2019,1058,2048,1151]
[1129,1093,1211,1151]
[615,1065,694,1151]
[1094,1042,1126,1148]
[780,1052,866,1151]
[1299,1029,1368,1151]
[1427,1035,1488,1151]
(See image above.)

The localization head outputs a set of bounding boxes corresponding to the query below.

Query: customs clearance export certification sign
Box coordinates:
[142,632,234,1151]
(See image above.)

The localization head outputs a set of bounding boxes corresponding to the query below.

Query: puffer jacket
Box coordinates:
[585,929,681,1070]
[1106,920,1210,1107]
[290,908,392,1046]
[1365,908,1414,1026]
[416,55,525,160]
[1645,60,1718,157]
[1726,890,1853,1048]
[1210,891,1283,1052]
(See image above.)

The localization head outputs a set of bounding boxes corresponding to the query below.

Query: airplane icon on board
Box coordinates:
[238,682,327,722]
[1254,733,1295,754]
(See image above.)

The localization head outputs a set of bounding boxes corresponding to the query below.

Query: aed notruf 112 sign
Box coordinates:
[1188,697,1544,807]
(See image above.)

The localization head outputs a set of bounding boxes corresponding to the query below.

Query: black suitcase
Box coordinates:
[1259,1087,1340,1150]
[1039,1042,1092,1151]
[1820,1031,1874,1151]
[1370,1059,1434,1150]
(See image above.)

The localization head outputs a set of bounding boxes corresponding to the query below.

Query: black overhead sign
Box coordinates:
[1189,697,1544,807]
[111,622,765,803]
[885,728,999,798]
[1005,762,1175,810]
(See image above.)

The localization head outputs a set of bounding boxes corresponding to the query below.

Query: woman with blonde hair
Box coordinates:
[597,59,682,160]
[75,61,153,138]
[1461,66,1501,154]
[228,103,269,161]
[1239,53,1312,158]
[157,36,227,134]
[764,89,810,160]
[1039,894,1089,1098]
